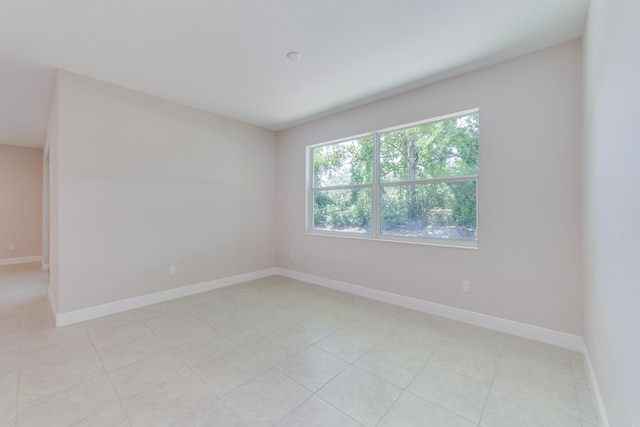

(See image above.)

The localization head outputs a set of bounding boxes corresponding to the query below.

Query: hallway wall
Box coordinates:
[0,144,43,262]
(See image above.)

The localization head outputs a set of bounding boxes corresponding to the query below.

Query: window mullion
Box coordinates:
[372,132,381,239]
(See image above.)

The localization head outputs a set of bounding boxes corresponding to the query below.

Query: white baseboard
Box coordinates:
[55,268,278,327]
[582,343,611,427]
[276,268,583,352]
[0,255,42,266]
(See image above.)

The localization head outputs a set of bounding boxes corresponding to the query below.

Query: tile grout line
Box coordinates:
[82,321,134,427]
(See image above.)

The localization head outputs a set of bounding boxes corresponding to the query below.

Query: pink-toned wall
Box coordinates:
[52,71,277,314]
[276,41,584,335]
[0,144,43,261]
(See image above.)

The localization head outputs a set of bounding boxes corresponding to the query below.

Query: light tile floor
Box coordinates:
[0,263,599,426]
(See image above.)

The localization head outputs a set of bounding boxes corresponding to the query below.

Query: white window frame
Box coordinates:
[306,108,479,249]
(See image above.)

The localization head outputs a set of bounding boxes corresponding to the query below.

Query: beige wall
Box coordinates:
[583,0,640,425]
[52,71,277,313]
[276,41,583,335]
[0,144,43,260]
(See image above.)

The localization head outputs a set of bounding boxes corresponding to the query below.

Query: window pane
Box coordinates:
[380,113,479,182]
[313,188,371,233]
[313,137,374,187]
[380,181,476,241]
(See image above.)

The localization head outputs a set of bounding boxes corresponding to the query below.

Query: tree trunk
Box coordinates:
[404,130,417,220]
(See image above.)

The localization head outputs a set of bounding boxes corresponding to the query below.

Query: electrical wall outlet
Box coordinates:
[463,280,471,293]
[169,266,176,275]
[9,243,14,250]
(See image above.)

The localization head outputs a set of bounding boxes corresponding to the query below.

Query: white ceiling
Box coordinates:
[0,0,588,148]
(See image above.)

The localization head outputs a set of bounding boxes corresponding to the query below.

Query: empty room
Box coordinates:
[0,0,637,426]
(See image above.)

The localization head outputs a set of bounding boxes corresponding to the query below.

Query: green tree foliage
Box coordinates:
[313,137,373,187]
[380,114,479,181]
[314,189,371,230]
[380,114,479,232]
[312,114,479,239]
[313,137,373,231]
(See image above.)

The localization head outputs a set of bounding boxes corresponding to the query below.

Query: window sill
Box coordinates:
[306,230,478,249]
